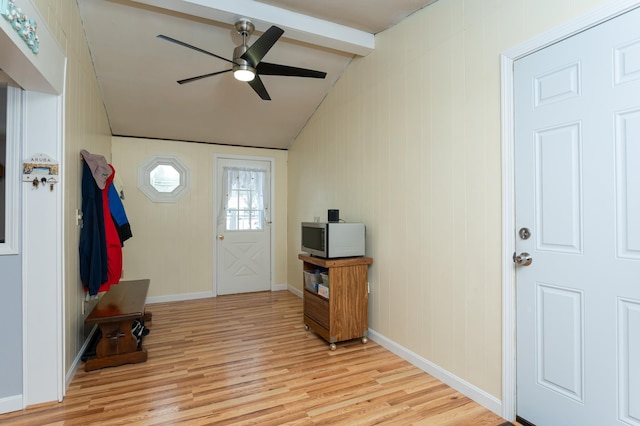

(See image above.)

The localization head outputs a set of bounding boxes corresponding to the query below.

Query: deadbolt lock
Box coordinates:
[519,227,531,240]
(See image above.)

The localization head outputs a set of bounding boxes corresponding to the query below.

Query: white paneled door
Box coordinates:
[515,7,640,425]
[216,157,272,295]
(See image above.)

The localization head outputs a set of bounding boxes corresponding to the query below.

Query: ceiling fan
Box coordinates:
[157,19,327,101]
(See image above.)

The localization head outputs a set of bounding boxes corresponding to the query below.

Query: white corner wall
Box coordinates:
[22,90,64,406]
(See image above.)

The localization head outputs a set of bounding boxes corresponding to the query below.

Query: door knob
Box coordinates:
[513,252,532,266]
[218,235,224,240]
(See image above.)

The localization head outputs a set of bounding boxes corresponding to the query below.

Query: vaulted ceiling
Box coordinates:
[78,0,437,149]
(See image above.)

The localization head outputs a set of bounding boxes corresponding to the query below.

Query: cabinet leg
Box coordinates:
[304,324,309,331]
[329,343,337,351]
[361,336,368,344]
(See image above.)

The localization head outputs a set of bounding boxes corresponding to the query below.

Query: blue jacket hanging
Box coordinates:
[79,160,108,295]
[108,182,132,245]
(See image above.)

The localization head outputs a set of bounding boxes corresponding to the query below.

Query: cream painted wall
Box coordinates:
[112,137,288,299]
[287,0,612,399]
[31,0,112,375]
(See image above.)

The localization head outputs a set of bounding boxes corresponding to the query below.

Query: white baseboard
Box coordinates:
[66,325,98,390]
[272,283,287,291]
[0,394,23,415]
[146,291,215,304]
[146,288,296,304]
[288,285,303,298]
[368,329,503,417]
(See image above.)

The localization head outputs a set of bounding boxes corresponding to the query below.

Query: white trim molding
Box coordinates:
[369,329,502,416]
[131,0,374,56]
[66,325,98,390]
[146,291,215,305]
[0,394,22,415]
[288,285,303,299]
[144,287,290,305]
[0,86,22,255]
[500,0,640,420]
[272,283,287,291]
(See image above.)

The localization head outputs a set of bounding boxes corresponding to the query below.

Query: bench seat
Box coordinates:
[84,279,151,371]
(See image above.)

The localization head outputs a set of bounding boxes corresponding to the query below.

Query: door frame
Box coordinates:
[500,0,640,420]
[212,154,275,297]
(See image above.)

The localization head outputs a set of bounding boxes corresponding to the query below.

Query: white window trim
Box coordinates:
[0,86,22,255]
[137,154,190,203]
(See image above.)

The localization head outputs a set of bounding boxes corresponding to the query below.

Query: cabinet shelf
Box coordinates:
[299,254,372,350]
[305,287,328,301]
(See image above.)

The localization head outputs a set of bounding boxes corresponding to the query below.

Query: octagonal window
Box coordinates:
[150,164,180,193]
[138,154,190,203]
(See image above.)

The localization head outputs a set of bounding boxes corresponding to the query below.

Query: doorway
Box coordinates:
[214,156,273,295]
[502,1,640,424]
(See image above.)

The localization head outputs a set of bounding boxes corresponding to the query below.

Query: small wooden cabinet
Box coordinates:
[299,254,373,350]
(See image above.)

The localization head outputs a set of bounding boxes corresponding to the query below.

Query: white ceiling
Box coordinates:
[77,0,437,150]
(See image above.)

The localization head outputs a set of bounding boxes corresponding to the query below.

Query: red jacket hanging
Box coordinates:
[97,164,122,291]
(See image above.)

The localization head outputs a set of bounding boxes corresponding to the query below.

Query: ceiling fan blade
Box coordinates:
[241,26,285,67]
[257,62,327,79]
[247,75,271,100]
[177,69,232,85]
[157,34,233,64]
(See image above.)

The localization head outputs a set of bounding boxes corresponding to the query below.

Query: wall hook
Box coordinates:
[48,177,57,191]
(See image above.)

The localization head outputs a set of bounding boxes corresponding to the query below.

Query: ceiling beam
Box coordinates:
[131,0,375,56]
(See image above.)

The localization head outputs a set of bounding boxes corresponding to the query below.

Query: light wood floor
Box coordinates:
[0,291,511,425]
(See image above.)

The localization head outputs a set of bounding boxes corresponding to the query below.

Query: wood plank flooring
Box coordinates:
[0,291,510,425]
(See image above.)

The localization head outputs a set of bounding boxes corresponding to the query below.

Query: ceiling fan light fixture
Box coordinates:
[233,67,255,82]
[232,42,255,82]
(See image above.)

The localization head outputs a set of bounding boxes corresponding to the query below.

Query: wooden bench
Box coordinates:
[84,279,151,372]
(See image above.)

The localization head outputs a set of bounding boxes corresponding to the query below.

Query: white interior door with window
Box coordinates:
[215,157,272,295]
[514,6,640,425]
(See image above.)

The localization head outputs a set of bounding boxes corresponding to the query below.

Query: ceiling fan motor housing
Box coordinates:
[232,20,256,80]
[232,44,255,80]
